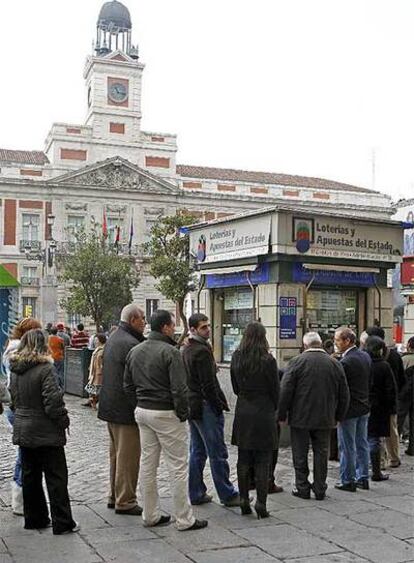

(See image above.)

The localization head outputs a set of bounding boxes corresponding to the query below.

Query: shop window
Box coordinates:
[307,289,358,343]
[222,287,254,362]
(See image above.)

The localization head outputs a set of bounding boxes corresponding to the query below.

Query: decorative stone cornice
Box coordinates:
[65,203,87,211]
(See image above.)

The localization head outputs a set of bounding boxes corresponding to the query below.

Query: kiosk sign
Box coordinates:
[190,215,271,263]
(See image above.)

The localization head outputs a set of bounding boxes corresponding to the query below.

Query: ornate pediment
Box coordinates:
[50,157,180,195]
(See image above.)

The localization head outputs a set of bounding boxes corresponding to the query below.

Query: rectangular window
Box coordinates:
[22,214,40,241]
[146,299,159,321]
[107,217,124,245]
[22,266,37,278]
[22,296,37,318]
[67,215,85,242]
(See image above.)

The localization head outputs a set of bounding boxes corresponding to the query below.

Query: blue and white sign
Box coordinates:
[279,297,297,340]
[206,263,270,289]
[292,263,376,287]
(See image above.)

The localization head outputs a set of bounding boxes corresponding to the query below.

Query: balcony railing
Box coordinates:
[55,241,144,258]
[20,277,40,287]
[19,240,41,252]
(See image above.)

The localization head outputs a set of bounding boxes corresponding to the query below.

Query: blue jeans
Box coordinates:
[54,361,65,389]
[5,408,22,487]
[338,414,370,484]
[189,403,237,503]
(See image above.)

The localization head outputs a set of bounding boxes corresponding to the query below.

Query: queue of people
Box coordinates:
[1,305,413,536]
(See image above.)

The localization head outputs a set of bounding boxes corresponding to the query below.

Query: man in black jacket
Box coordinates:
[124,310,207,531]
[182,313,239,507]
[279,332,349,500]
[366,326,406,468]
[98,304,146,515]
[335,327,372,492]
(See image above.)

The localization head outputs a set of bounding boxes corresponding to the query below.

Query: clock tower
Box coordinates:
[83,0,144,145]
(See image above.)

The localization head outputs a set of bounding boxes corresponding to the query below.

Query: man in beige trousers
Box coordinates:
[98,304,146,514]
[124,310,207,531]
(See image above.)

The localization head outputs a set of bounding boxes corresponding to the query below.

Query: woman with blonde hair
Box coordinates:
[2,317,42,516]
[9,328,79,534]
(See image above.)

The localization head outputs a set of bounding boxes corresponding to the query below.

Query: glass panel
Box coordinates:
[307,289,358,342]
[22,214,40,241]
[22,266,37,278]
[222,288,254,362]
[67,215,85,242]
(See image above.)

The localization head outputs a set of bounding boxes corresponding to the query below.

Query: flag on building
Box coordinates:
[114,225,120,253]
[102,210,108,239]
[128,215,134,254]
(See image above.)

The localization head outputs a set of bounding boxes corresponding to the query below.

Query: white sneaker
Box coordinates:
[11,482,24,516]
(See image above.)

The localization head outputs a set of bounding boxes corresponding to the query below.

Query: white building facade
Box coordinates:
[0,0,394,327]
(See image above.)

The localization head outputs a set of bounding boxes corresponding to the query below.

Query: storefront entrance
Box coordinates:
[307,288,360,343]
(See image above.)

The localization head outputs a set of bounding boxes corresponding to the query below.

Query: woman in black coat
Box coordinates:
[9,329,78,535]
[230,322,279,518]
[365,336,397,482]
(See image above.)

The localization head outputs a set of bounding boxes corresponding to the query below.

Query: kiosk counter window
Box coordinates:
[307,288,358,342]
[222,287,254,362]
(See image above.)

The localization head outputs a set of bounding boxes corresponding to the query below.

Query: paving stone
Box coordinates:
[362,495,414,516]
[275,506,369,543]
[349,508,414,540]
[0,514,40,538]
[4,533,102,563]
[333,529,414,563]
[287,554,368,563]
[235,524,342,559]
[188,546,282,562]
[152,521,250,553]
[0,540,7,554]
[94,539,192,562]
[319,499,379,517]
[0,556,13,563]
[81,524,156,545]
[68,505,110,531]
[88,502,148,528]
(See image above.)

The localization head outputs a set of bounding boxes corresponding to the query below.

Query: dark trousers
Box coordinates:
[290,427,330,496]
[238,449,272,505]
[398,388,414,452]
[21,446,75,534]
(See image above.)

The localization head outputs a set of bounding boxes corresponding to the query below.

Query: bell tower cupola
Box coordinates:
[95,0,139,59]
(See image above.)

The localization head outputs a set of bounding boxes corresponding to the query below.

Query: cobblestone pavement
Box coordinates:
[0,395,413,563]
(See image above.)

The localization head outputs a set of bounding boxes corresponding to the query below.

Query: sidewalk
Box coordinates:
[0,395,413,563]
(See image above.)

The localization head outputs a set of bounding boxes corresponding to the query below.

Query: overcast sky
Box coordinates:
[1,0,413,201]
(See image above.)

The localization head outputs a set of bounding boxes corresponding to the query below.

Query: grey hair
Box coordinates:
[303,332,322,349]
[120,303,145,323]
[359,331,369,347]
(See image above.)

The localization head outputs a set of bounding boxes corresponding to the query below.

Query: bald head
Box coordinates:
[120,303,146,334]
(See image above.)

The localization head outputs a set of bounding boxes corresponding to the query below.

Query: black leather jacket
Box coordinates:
[98,322,145,425]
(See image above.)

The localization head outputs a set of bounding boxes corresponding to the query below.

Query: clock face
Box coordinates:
[109,82,128,103]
